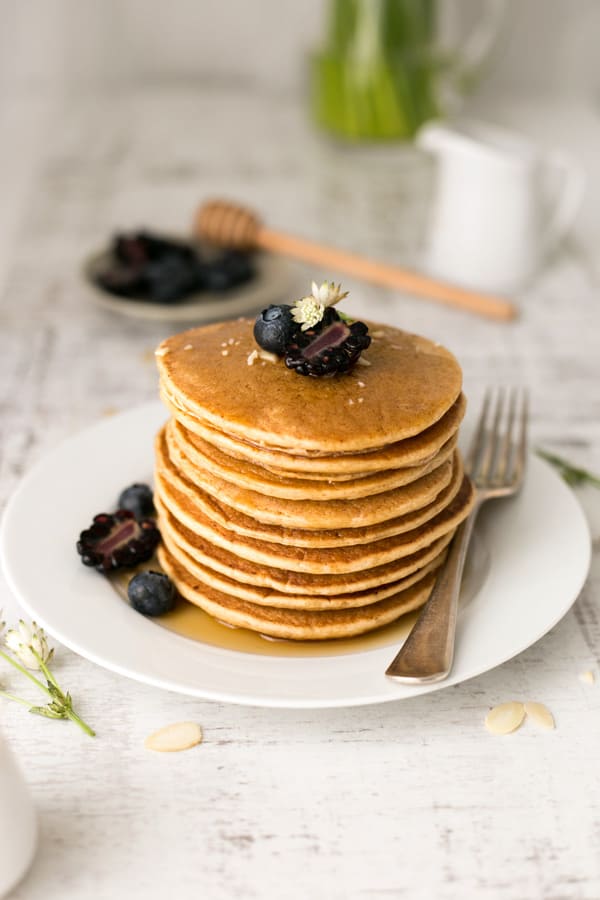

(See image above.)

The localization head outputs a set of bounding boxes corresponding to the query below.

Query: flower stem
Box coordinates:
[65,707,96,737]
[0,648,96,738]
[0,688,34,709]
[536,448,600,488]
[33,650,95,738]
[0,649,53,698]
[36,654,61,691]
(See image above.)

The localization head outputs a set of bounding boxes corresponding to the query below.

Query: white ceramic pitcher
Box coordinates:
[417,119,584,294]
[0,733,37,897]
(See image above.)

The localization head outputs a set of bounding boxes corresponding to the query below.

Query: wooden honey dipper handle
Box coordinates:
[195,200,517,322]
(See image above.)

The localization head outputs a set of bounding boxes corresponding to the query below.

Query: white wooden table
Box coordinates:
[1,87,599,900]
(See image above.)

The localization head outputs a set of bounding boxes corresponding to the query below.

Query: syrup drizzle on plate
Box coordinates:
[110,532,489,659]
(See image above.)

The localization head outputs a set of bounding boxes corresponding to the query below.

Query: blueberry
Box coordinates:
[203,250,255,291]
[253,304,295,355]
[118,484,155,520]
[145,254,199,303]
[128,571,176,617]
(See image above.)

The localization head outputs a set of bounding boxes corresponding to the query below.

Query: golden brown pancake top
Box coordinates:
[156,319,462,453]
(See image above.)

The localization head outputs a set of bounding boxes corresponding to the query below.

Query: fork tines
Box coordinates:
[465,387,528,489]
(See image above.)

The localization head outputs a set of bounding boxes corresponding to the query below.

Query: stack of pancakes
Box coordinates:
[154,319,474,640]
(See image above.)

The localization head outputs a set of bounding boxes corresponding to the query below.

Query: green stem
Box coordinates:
[33,650,96,738]
[0,649,53,698]
[65,707,96,737]
[36,654,61,691]
[0,688,34,709]
[536,448,600,488]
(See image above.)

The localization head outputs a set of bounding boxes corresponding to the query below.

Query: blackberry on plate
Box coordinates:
[96,263,147,299]
[128,571,176,617]
[114,232,192,266]
[77,510,160,573]
[284,310,370,377]
[146,254,199,304]
[254,304,295,355]
[117,483,155,520]
[202,250,255,291]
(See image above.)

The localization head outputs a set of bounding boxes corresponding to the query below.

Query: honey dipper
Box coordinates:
[195,199,517,321]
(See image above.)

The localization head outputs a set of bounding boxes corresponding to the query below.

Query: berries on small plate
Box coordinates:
[117,484,155,520]
[128,571,176,617]
[77,510,160,573]
[94,230,256,305]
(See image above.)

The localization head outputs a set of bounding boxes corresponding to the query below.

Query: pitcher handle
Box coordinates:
[540,151,585,254]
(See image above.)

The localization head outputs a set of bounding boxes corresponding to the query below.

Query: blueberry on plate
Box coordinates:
[253,304,295,355]
[202,250,255,291]
[117,483,155,520]
[145,254,200,304]
[128,571,176,617]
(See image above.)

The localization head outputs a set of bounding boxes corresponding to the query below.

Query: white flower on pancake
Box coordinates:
[291,281,349,331]
[4,619,54,670]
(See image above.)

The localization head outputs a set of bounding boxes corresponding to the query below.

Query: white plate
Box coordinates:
[84,249,293,322]
[0,403,591,708]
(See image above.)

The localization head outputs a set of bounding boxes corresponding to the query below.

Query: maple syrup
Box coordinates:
[110,533,488,658]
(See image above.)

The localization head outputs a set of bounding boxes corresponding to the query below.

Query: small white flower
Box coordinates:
[311,281,348,307]
[292,296,325,331]
[291,281,349,331]
[5,620,54,670]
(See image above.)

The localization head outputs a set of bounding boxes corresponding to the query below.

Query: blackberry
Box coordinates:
[254,304,295,355]
[77,510,160,573]
[284,311,370,376]
[96,263,147,299]
[128,571,176,617]
[202,250,255,291]
[117,483,155,520]
[146,254,199,304]
[114,232,192,266]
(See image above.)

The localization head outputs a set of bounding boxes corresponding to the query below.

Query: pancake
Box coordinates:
[159,527,448,610]
[158,545,437,640]
[156,426,465,547]
[155,496,457,595]
[156,320,462,453]
[154,467,474,574]
[161,390,466,474]
[157,425,456,529]
[169,416,459,501]
[154,315,471,641]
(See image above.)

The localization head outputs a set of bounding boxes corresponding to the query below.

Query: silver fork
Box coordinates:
[386,387,528,683]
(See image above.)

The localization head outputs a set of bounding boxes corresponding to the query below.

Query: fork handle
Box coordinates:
[386,504,481,682]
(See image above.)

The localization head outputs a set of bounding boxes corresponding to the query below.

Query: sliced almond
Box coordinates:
[579,670,595,685]
[524,702,555,730]
[144,721,203,753]
[485,701,525,735]
[256,349,278,364]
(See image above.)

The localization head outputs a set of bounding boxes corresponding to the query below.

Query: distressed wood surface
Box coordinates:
[0,88,599,900]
